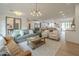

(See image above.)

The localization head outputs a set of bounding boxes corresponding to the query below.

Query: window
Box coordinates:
[49,23,54,28]
[61,21,72,30]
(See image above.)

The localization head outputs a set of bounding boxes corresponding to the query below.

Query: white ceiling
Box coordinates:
[0,3,75,20]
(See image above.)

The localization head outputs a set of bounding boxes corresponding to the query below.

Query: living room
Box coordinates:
[0,3,79,56]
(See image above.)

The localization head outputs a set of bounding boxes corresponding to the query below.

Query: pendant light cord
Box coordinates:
[36,0,37,12]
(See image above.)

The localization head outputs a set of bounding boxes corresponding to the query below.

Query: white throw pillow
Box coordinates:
[29,30,33,34]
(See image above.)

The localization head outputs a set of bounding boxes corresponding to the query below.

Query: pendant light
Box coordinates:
[30,1,42,16]
[71,18,76,30]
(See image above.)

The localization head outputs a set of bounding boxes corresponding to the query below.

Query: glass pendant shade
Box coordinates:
[71,18,76,30]
[31,9,42,16]
[30,3,42,17]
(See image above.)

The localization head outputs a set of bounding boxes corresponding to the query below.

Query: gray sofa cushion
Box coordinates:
[22,29,29,35]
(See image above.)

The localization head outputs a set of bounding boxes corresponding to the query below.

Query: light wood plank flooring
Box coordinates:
[56,41,79,56]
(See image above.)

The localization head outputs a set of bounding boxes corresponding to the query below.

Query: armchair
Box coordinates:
[48,29,60,41]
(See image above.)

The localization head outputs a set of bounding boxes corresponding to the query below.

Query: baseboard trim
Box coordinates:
[66,41,79,45]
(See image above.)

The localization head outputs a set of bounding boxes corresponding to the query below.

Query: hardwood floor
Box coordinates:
[56,41,79,56]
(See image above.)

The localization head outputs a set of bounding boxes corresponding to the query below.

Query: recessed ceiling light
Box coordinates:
[62,14,65,16]
[59,11,63,13]
[13,11,23,16]
[10,10,23,16]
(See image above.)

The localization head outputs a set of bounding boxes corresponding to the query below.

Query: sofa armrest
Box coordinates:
[24,50,32,56]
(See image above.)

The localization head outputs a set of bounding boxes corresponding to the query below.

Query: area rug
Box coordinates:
[18,39,61,56]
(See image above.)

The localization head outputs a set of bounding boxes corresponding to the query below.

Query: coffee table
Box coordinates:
[27,36,45,49]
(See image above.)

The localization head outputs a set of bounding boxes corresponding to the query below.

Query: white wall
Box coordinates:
[0,16,6,49]
[21,17,28,30]
[0,16,6,36]
[65,5,79,44]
